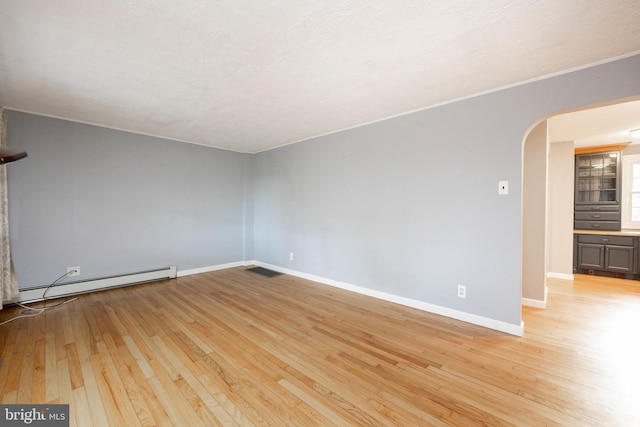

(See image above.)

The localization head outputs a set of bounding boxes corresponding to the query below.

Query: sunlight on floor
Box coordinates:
[602,308,640,418]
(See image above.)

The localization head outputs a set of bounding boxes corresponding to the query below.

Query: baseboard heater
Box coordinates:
[16,266,177,304]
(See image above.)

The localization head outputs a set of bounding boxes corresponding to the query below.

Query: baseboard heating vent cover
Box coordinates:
[17,266,177,304]
[245,266,283,278]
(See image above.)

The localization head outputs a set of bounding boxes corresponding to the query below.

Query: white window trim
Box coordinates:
[621,154,640,229]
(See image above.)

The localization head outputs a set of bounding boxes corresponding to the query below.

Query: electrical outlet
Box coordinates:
[289,252,294,261]
[457,284,466,298]
[67,266,80,277]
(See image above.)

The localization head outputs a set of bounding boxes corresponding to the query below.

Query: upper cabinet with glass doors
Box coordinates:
[574,151,621,231]
[575,152,620,204]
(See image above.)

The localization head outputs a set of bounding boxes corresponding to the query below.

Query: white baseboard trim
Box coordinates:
[16,261,250,304]
[522,285,548,309]
[253,261,524,337]
[177,261,251,277]
[17,266,177,304]
[546,272,574,281]
[23,260,525,336]
[522,298,546,309]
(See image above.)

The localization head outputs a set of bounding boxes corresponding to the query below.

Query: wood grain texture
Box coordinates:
[1,268,640,426]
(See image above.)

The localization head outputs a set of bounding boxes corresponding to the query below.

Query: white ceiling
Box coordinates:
[548,100,640,148]
[1,1,640,153]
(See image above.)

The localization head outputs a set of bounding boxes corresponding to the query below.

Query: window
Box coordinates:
[622,154,640,229]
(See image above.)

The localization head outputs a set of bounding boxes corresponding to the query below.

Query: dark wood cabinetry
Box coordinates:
[574,151,621,231]
[574,233,638,277]
[571,147,640,279]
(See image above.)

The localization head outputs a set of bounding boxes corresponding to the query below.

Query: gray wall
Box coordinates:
[6,54,640,329]
[522,120,548,301]
[7,112,249,288]
[242,153,254,261]
[253,54,640,327]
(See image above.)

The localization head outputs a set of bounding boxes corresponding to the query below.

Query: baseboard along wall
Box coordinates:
[522,284,549,309]
[249,261,524,336]
[17,266,177,304]
[546,272,574,281]
[15,260,525,336]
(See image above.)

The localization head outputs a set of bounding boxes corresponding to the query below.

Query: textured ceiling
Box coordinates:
[1,1,640,153]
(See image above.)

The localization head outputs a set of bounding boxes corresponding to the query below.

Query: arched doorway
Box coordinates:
[522,97,640,308]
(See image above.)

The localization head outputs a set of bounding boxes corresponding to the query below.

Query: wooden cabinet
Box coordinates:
[574,151,621,231]
[574,234,637,276]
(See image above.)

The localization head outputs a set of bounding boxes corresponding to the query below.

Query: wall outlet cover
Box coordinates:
[498,180,509,195]
[457,284,466,298]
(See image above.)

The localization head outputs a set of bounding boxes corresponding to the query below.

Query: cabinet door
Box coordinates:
[575,152,620,205]
[604,245,636,273]
[577,243,604,269]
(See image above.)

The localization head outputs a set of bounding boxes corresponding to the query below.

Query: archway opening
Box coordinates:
[522,97,640,309]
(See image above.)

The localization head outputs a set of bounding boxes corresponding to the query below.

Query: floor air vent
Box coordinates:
[246,267,283,278]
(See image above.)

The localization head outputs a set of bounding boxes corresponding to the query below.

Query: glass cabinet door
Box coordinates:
[575,152,618,204]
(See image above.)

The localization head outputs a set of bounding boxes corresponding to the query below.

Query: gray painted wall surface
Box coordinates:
[253,54,640,327]
[5,54,640,329]
[242,154,255,261]
[7,112,248,288]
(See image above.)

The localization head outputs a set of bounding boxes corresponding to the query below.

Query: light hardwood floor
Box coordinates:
[1,268,640,426]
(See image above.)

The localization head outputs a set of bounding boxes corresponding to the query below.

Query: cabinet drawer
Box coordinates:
[574,221,621,231]
[575,205,620,212]
[574,212,620,221]
[577,234,634,246]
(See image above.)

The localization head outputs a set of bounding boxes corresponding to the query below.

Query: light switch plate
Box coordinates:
[498,180,508,195]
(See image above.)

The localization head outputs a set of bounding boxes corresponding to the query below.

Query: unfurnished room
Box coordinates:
[1,1,640,426]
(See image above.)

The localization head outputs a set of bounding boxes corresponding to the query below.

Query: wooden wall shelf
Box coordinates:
[574,142,631,155]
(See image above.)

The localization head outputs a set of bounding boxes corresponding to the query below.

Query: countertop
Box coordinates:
[574,229,640,236]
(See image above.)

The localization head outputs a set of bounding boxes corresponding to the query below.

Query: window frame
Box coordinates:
[621,154,640,229]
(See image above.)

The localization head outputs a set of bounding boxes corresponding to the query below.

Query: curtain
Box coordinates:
[0,107,19,308]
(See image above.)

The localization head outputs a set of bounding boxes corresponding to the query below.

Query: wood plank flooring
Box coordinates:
[1,268,640,426]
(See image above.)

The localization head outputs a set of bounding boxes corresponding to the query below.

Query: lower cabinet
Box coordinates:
[574,234,638,276]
